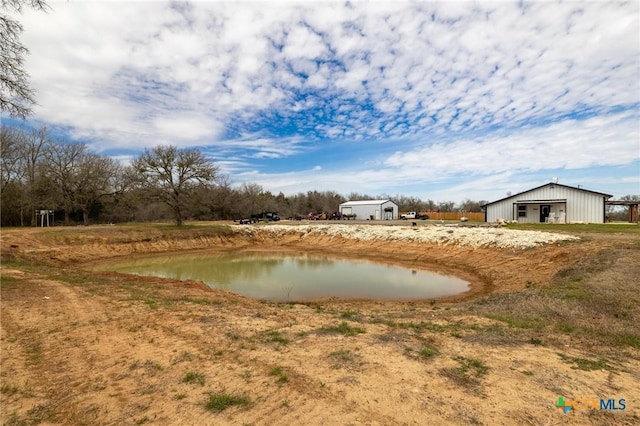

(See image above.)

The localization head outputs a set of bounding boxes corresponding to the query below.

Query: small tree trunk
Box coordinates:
[174,206,183,226]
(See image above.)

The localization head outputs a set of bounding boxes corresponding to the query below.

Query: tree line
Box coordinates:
[2,2,636,226]
[1,126,489,227]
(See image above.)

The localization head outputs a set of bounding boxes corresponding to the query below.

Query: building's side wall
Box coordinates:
[340,202,398,220]
[341,204,376,220]
[568,192,606,223]
[486,185,606,223]
[486,200,517,222]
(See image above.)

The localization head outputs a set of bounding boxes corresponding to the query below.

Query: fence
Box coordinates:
[417,212,485,222]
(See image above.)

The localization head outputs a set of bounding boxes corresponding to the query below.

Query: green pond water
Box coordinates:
[100,251,469,302]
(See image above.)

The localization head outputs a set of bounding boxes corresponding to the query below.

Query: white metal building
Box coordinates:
[339,200,398,220]
[482,183,612,224]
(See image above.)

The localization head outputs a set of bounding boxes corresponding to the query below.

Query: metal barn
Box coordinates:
[339,200,398,220]
[482,183,612,224]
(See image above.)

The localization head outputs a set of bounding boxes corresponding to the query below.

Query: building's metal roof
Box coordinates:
[515,199,567,204]
[482,183,612,207]
[607,200,640,206]
[339,199,396,206]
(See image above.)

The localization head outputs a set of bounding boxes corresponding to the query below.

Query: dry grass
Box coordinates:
[468,245,640,351]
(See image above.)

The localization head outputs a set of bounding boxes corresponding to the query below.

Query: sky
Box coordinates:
[7,0,640,203]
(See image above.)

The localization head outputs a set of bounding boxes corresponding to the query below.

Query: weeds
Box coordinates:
[171,351,194,364]
[418,345,440,359]
[130,360,163,375]
[441,357,489,390]
[182,371,205,386]
[485,314,539,329]
[404,344,440,360]
[262,330,290,345]
[239,370,252,381]
[268,367,289,384]
[557,354,614,371]
[339,310,362,321]
[204,392,251,412]
[529,337,543,346]
[0,383,20,396]
[319,322,365,336]
[385,320,456,334]
[24,340,43,366]
[134,416,150,425]
[226,331,241,341]
[328,349,362,370]
[329,349,354,363]
[25,402,57,424]
[178,296,222,306]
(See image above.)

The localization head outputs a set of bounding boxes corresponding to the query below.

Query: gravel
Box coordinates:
[235,223,580,249]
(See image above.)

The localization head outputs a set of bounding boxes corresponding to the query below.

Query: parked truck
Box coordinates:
[400,211,429,220]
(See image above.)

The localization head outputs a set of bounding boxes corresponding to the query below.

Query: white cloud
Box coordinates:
[384,110,639,175]
[23,2,638,138]
[227,109,638,201]
[12,0,639,200]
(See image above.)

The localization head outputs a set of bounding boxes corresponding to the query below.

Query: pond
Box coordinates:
[99,251,470,302]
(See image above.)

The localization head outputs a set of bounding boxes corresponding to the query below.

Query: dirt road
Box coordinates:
[1,224,638,425]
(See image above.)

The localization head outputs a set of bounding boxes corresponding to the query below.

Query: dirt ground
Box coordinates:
[1,223,639,425]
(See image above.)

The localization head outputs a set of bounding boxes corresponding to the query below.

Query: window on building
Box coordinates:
[518,205,527,218]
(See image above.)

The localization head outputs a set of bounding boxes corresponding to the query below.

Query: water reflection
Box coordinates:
[100,251,469,302]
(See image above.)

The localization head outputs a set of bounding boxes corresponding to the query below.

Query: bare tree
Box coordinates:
[458,198,487,213]
[346,192,374,201]
[132,145,218,226]
[1,125,49,225]
[394,195,425,212]
[43,140,121,225]
[203,174,238,220]
[0,125,23,192]
[0,125,24,225]
[0,0,48,118]
[287,192,308,217]
[43,141,82,224]
[74,153,122,225]
[21,126,48,225]
[239,182,264,217]
[437,201,456,212]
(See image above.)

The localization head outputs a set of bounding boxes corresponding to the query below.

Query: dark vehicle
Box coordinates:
[251,211,280,222]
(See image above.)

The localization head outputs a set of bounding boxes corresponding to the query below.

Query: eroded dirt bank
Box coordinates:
[0,223,598,301]
[1,224,639,425]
